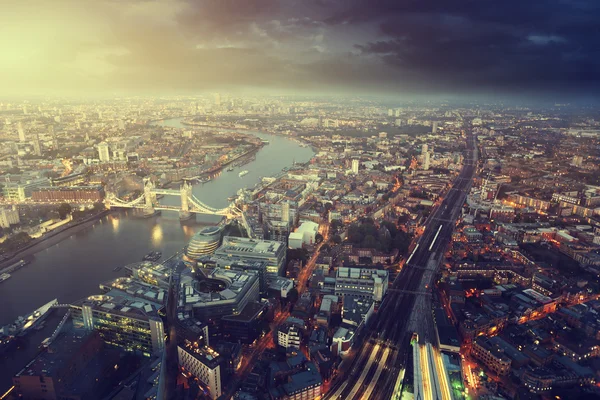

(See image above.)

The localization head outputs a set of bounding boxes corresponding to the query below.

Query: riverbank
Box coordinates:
[0,210,110,272]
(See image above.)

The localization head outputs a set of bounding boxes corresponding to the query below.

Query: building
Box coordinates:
[17,121,26,142]
[71,294,165,356]
[221,301,266,344]
[32,134,42,156]
[12,331,107,400]
[178,342,223,399]
[0,207,20,228]
[185,226,223,261]
[351,159,360,175]
[423,151,430,170]
[31,186,105,203]
[335,266,389,302]
[182,268,260,320]
[277,317,305,349]
[288,221,319,249]
[341,296,374,330]
[214,236,286,275]
[2,178,51,201]
[97,142,110,162]
[471,337,512,376]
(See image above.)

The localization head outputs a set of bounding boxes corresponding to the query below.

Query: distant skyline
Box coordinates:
[2,0,600,100]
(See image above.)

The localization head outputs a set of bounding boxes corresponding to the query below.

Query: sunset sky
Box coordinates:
[2,0,599,99]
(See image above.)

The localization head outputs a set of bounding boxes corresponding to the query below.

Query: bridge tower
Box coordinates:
[179,181,193,221]
[143,178,157,216]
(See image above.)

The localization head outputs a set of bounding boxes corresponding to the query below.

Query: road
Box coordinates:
[325,131,477,400]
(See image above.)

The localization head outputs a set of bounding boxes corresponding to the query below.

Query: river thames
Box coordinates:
[0,119,314,326]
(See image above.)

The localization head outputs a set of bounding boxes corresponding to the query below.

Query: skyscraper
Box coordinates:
[118,120,125,130]
[97,142,110,162]
[214,93,221,106]
[423,151,430,170]
[17,121,26,142]
[352,159,360,174]
[432,121,438,133]
[32,134,42,156]
[421,144,428,154]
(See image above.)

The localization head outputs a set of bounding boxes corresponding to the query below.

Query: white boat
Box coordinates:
[239,170,249,177]
[0,273,10,283]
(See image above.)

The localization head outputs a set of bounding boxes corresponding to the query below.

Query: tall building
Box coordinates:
[32,134,42,156]
[572,155,583,167]
[17,121,26,142]
[22,105,28,115]
[423,151,430,170]
[421,144,428,154]
[97,142,110,162]
[351,159,360,175]
[214,93,221,107]
[432,121,438,133]
[118,120,125,130]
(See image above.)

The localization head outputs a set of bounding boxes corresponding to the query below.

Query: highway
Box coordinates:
[324,131,477,400]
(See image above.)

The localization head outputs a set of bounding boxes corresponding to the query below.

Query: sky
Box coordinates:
[1,0,600,99]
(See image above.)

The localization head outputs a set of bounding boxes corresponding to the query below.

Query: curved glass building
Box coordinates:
[186,226,223,261]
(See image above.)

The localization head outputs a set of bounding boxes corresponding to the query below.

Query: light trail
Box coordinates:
[361,347,390,400]
[406,243,419,264]
[428,224,443,252]
[346,344,380,400]
[422,345,433,400]
[433,348,452,400]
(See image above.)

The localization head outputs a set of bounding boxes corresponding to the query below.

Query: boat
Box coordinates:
[239,170,249,177]
[1,299,58,338]
[227,166,234,172]
[261,140,269,144]
[0,273,11,283]
[143,251,162,262]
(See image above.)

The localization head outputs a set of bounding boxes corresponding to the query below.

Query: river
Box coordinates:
[0,119,314,326]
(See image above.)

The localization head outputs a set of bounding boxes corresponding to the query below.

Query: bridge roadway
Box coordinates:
[324,132,477,400]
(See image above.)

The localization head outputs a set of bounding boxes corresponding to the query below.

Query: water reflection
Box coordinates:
[151,224,164,247]
[110,215,120,233]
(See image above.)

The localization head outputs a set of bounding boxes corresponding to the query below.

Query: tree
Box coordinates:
[57,203,72,219]
[315,233,324,244]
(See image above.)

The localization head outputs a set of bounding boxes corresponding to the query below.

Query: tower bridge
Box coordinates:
[106,178,243,221]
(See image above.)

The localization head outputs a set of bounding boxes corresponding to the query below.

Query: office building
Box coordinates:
[185,226,223,262]
[335,266,389,302]
[17,121,26,142]
[0,207,20,228]
[351,159,359,175]
[178,342,223,399]
[432,121,438,133]
[423,151,430,170]
[214,236,286,275]
[421,144,428,154]
[71,294,166,356]
[97,142,110,162]
[32,134,42,156]
[572,155,583,167]
[221,301,266,344]
[182,268,260,320]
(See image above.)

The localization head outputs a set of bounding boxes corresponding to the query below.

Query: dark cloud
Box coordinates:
[328,0,600,96]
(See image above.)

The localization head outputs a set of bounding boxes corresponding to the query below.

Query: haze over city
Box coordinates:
[1,2,600,400]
